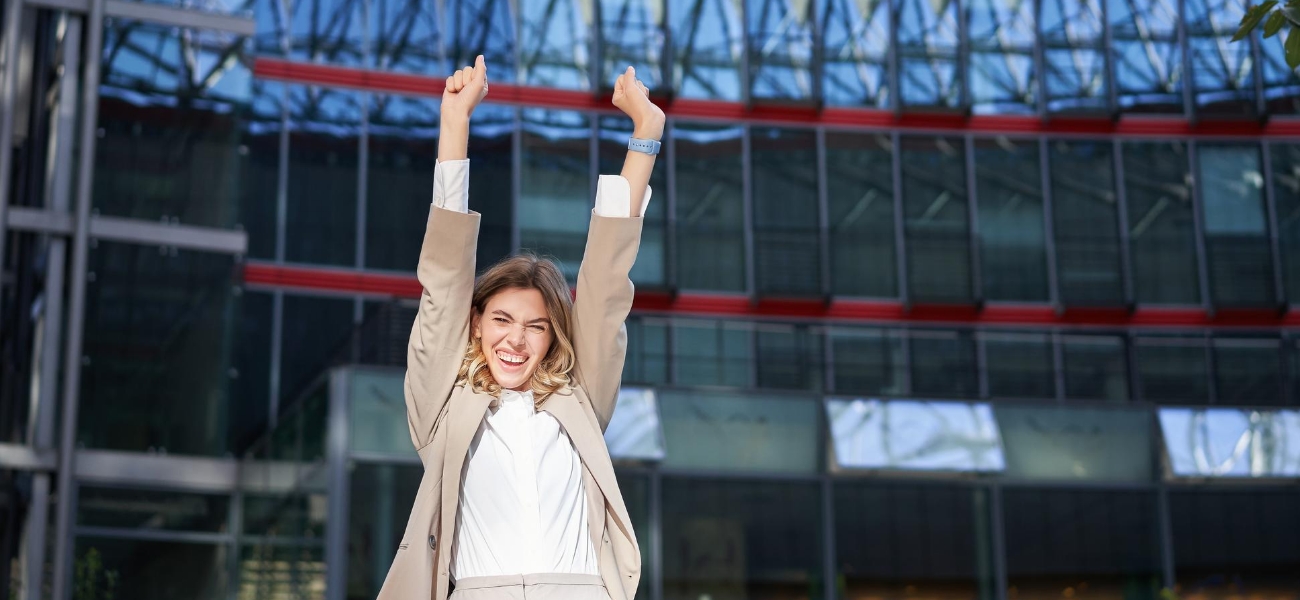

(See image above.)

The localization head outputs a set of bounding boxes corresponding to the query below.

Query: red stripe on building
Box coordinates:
[254,58,1300,137]
[242,263,1297,329]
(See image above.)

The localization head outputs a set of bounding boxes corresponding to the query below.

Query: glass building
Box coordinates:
[1,0,1299,599]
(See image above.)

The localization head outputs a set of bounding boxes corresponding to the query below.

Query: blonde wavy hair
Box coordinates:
[456,254,576,405]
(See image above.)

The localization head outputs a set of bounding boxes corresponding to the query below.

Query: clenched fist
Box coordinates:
[611,66,665,141]
[443,55,489,121]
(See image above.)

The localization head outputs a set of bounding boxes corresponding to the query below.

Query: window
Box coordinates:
[286,85,362,266]
[827,398,1004,471]
[520,0,592,89]
[1123,141,1200,304]
[623,317,669,385]
[1050,140,1124,305]
[599,0,666,91]
[827,132,896,297]
[289,0,365,65]
[1135,336,1210,404]
[658,391,820,473]
[73,537,231,599]
[1158,407,1300,476]
[997,405,1154,481]
[1213,338,1284,406]
[982,332,1054,399]
[1170,489,1300,597]
[747,0,814,101]
[910,329,978,398]
[446,0,517,81]
[371,0,446,73]
[78,487,230,533]
[600,115,668,287]
[901,136,972,303]
[1198,143,1274,306]
[672,319,751,387]
[754,324,823,391]
[829,327,907,396]
[518,109,592,279]
[669,0,743,100]
[1108,0,1183,112]
[752,127,821,295]
[1040,0,1108,112]
[821,0,890,107]
[897,0,962,108]
[1185,0,1257,117]
[966,0,1037,113]
[673,122,746,291]
[347,463,422,599]
[1061,334,1129,401]
[974,137,1048,301]
[280,294,356,403]
[1271,143,1300,301]
[365,95,439,271]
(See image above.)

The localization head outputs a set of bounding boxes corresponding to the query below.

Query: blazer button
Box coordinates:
[429,535,437,550]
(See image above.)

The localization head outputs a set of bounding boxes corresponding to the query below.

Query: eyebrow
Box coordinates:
[491,310,550,325]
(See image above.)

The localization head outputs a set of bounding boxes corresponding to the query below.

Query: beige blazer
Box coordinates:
[376,206,643,600]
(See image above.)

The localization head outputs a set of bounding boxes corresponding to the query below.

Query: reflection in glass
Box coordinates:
[240,543,326,598]
[624,317,669,385]
[836,482,995,600]
[232,291,274,453]
[77,487,230,532]
[669,0,743,100]
[752,127,820,295]
[1123,141,1199,304]
[673,122,746,291]
[1050,140,1123,305]
[600,0,666,89]
[901,136,971,303]
[827,132,896,297]
[286,85,362,266]
[280,294,355,403]
[74,537,228,600]
[658,390,819,473]
[662,478,822,599]
[827,398,1004,471]
[897,0,962,107]
[289,0,366,65]
[1108,0,1184,112]
[974,137,1047,301]
[1212,338,1284,406]
[365,95,439,271]
[1185,0,1256,116]
[1272,143,1300,300]
[1198,144,1273,306]
[910,330,978,398]
[829,327,907,396]
[520,0,592,89]
[349,368,409,456]
[672,319,751,387]
[746,0,814,100]
[95,22,258,230]
[446,0,517,80]
[997,405,1154,481]
[1170,489,1300,597]
[755,325,823,391]
[966,0,1036,113]
[1135,336,1209,403]
[519,109,591,279]
[80,243,240,456]
[347,463,421,599]
[1061,334,1129,401]
[605,388,666,461]
[1159,407,1300,476]
[372,0,446,73]
[600,115,667,286]
[1003,489,1162,598]
[1040,0,1108,112]
[983,332,1054,399]
[821,0,891,107]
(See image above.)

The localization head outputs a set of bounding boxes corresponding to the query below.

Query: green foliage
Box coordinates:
[1236,0,1300,69]
[72,548,120,600]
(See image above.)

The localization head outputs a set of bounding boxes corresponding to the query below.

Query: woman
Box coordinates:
[376,55,665,600]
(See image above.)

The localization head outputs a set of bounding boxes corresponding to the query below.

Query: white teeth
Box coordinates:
[496,350,526,365]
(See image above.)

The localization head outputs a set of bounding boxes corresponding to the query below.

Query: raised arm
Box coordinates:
[404,56,489,451]
[572,67,665,429]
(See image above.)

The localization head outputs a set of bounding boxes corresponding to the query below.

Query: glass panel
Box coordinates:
[1199,143,1273,306]
[623,317,669,385]
[1213,338,1284,406]
[1159,407,1300,477]
[658,390,819,473]
[519,109,591,280]
[77,487,229,532]
[120,0,254,16]
[752,126,820,295]
[662,478,822,599]
[600,0,666,91]
[239,543,326,598]
[966,0,1037,114]
[605,387,666,461]
[1170,489,1300,596]
[910,329,977,398]
[674,122,746,291]
[828,327,907,396]
[286,86,361,266]
[1040,0,1108,112]
[746,0,815,101]
[95,22,259,231]
[983,332,1054,399]
[1108,0,1184,112]
[73,538,228,600]
[446,0,517,80]
[347,463,421,599]
[289,0,366,65]
[1003,489,1162,598]
[1050,140,1124,305]
[614,472,652,600]
[897,0,962,108]
[520,0,592,89]
[349,368,408,455]
[280,294,355,402]
[669,0,743,100]
[1185,0,1256,117]
[1260,28,1300,114]
[472,104,517,268]
[80,243,241,456]
[827,398,1005,471]
[826,131,896,297]
[974,137,1047,301]
[232,291,274,453]
[1123,141,1199,304]
[243,493,328,539]
[754,324,823,391]
[901,136,971,303]
[1061,334,1129,401]
[365,95,438,271]
[371,0,446,73]
[250,0,286,55]
[672,319,751,387]
[836,482,995,599]
[1272,143,1300,301]
[1135,336,1209,404]
[996,404,1153,481]
[599,115,668,287]
[821,0,891,107]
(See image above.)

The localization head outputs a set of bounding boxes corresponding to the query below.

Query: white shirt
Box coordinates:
[430,159,650,580]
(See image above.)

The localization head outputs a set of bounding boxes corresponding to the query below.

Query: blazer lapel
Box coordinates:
[543,391,634,537]
[439,387,492,565]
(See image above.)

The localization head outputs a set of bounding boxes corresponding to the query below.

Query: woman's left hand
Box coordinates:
[611,66,665,141]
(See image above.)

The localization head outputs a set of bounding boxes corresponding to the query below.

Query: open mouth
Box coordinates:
[495,350,528,368]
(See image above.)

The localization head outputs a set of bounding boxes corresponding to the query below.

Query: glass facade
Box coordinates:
[3,1,1300,599]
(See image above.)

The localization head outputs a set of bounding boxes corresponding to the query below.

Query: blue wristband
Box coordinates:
[628,137,661,156]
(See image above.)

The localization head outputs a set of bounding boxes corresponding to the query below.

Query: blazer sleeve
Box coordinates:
[572,211,643,431]
[404,206,480,450]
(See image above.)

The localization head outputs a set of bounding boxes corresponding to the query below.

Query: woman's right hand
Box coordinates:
[443,55,489,121]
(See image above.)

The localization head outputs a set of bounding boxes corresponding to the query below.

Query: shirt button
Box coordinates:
[429,535,437,550]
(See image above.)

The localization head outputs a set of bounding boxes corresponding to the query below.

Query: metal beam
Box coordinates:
[0,443,56,470]
[5,206,73,234]
[24,0,256,35]
[89,214,249,254]
[0,0,26,333]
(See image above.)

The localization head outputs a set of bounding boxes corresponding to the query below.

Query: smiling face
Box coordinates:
[472,286,555,392]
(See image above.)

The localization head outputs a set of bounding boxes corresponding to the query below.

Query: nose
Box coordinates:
[507,323,526,347]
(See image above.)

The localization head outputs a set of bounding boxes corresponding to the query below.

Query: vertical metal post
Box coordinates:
[888,0,901,112]
[275,83,290,263]
[589,114,599,208]
[1251,25,1266,118]
[820,475,837,600]
[1051,330,1066,400]
[990,484,1009,600]
[1156,485,1176,590]
[325,368,352,600]
[965,135,982,303]
[739,0,750,106]
[1204,332,1218,404]
[1187,140,1212,310]
[1101,0,1117,113]
[957,0,970,110]
[648,469,663,600]
[1038,137,1060,308]
[0,0,26,322]
[510,107,521,252]
[1034,0,1048,118]
[53,0,108,596]
[589,0,602,92]
[742,125,755,296]
[1112,138,1136,307]
[1261,142,1286,307]
[355,92,370,269]
[227,488,244,600]
[1177,0,1193,119]
[892,131,908,305]
[976,332,990,399]
[269,290,284,425]
[664,120,677,289]
[816,127,831,297]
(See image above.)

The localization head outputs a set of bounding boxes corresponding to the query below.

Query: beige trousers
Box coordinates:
[449,574,612,600]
